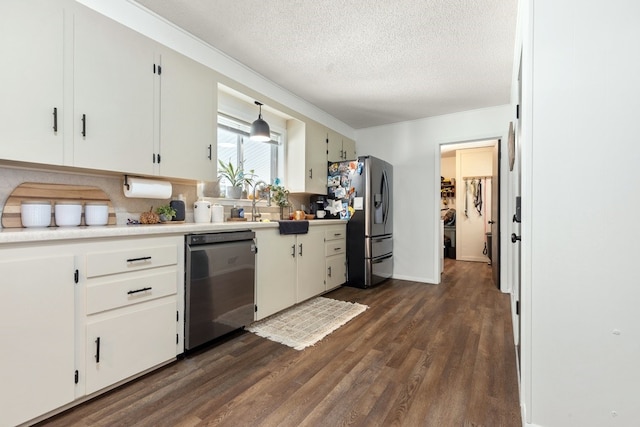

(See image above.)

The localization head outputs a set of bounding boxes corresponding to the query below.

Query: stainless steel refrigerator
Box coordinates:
[327,155,393,288]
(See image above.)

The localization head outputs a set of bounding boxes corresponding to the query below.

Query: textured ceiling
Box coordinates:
[134,0,518,129]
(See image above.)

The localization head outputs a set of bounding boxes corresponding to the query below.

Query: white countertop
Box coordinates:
[0,219,346,245]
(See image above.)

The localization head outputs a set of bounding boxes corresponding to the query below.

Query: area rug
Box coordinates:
[247,297,368,350]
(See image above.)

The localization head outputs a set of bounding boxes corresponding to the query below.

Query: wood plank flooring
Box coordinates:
[37,259,521,427]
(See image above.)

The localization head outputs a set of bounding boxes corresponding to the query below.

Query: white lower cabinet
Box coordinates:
[0,235,183,426]
[254,229,297,320]
[0,248,75,427]
[255,225,339,320]
[85,299,177,395]
[296,228,326,302]
[81,236,182,396]
[325,225,347,290]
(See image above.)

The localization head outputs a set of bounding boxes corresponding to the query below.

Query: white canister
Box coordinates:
[194,200,212,223]
[211,204,224,223]
[85,203,109,226]
[21,201,52,228]
[55,201,82,227]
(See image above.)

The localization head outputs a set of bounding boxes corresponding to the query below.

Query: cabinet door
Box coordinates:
[342,137,357,161]
[73,5,155,175]
[305,124,329,194]
[327,130,343,162]
[0,253,75,427]
[255,230,296,320]
[0,0,66,165]
[296,228,326,302]
[326,254,347,290]
[159,48,217,181]
[85,299,176,395]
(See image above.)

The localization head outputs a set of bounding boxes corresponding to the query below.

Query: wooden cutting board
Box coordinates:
[2,182,116,228]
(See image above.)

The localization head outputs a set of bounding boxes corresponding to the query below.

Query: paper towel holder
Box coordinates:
[124,175,131,191]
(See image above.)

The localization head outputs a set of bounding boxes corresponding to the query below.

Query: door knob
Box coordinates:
[488,220,495,224]
[511,233,521,243]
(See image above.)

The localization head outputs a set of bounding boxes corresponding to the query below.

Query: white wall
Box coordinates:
[520,0,640,426]
[355,105,511,285]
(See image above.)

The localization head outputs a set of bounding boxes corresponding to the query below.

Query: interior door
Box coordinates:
[491,141,501,288]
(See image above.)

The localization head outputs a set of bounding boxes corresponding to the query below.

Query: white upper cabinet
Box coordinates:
[73,4,155,175]
[287,120,327,194]
[327,130,356,162]
[0,0,67,165]
[158,48,217,182]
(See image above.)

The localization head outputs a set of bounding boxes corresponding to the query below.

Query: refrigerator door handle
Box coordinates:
[382,170,390,225]
[372,254,393,264]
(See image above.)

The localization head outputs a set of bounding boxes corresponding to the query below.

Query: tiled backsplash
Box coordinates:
[0,166,196,225]
[0,166,310,226]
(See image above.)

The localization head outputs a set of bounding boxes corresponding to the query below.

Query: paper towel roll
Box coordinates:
[124,177,172,199]
[211,204,224,223]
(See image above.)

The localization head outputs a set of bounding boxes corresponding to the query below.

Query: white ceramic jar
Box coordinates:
[85,203,109,226]
[55,201,82,227]
[194,200,212,223]
[21,201,52,228]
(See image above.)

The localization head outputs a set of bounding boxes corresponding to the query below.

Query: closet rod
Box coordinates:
[462,175,492,180]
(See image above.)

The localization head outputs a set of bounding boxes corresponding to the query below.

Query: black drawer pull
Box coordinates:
[127,287,152,295]
[95,337,100,363]
[53,107,58,132]
[334,233,342,236]
[328,266,332,277]
[126,256,152,263]
[333,247,342,251]
[81,114,86,137]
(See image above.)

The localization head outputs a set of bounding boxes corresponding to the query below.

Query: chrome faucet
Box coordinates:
[251,181,270,221]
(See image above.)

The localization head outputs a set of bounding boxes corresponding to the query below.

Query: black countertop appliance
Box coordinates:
[309,195,329,216]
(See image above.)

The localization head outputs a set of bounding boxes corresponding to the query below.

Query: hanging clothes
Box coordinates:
[475,178,483,215]
[464,179,469,217]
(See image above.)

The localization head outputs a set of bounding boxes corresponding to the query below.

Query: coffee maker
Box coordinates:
[309,195,328,216]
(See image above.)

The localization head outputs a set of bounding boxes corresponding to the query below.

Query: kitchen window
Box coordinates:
[217,114,281,195]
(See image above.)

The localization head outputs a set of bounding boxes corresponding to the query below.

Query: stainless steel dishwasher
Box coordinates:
[185,230,256,350]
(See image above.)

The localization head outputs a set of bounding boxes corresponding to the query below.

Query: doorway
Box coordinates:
[439,139,501,289]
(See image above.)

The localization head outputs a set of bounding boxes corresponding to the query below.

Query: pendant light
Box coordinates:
[250,101,271,142]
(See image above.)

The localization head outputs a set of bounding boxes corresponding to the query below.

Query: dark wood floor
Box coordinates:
[38,259,521,427]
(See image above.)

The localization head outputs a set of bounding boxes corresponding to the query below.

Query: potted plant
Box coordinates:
[155,205,177,222]
[268,179,290,219]
[217,160,256,199]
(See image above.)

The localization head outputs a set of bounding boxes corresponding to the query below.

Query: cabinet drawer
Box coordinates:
[86,244,178,278]
[326,239,346,256]
[325,227,346,241]
[86,269,177,315]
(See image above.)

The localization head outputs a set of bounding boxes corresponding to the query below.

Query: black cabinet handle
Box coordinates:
[126,256,152,263]
[309,168,313,179]
[291,244,296,258]
[299,243,303,256]
[511,233,521,243]
[53,107,58,133]
[81,114,86,137]
[207,144,212,160]
[127,286,152,295]
[328,266,332,277]
[95,337,100,363]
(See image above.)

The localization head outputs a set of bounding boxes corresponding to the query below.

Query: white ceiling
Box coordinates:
[134,0,518,130]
